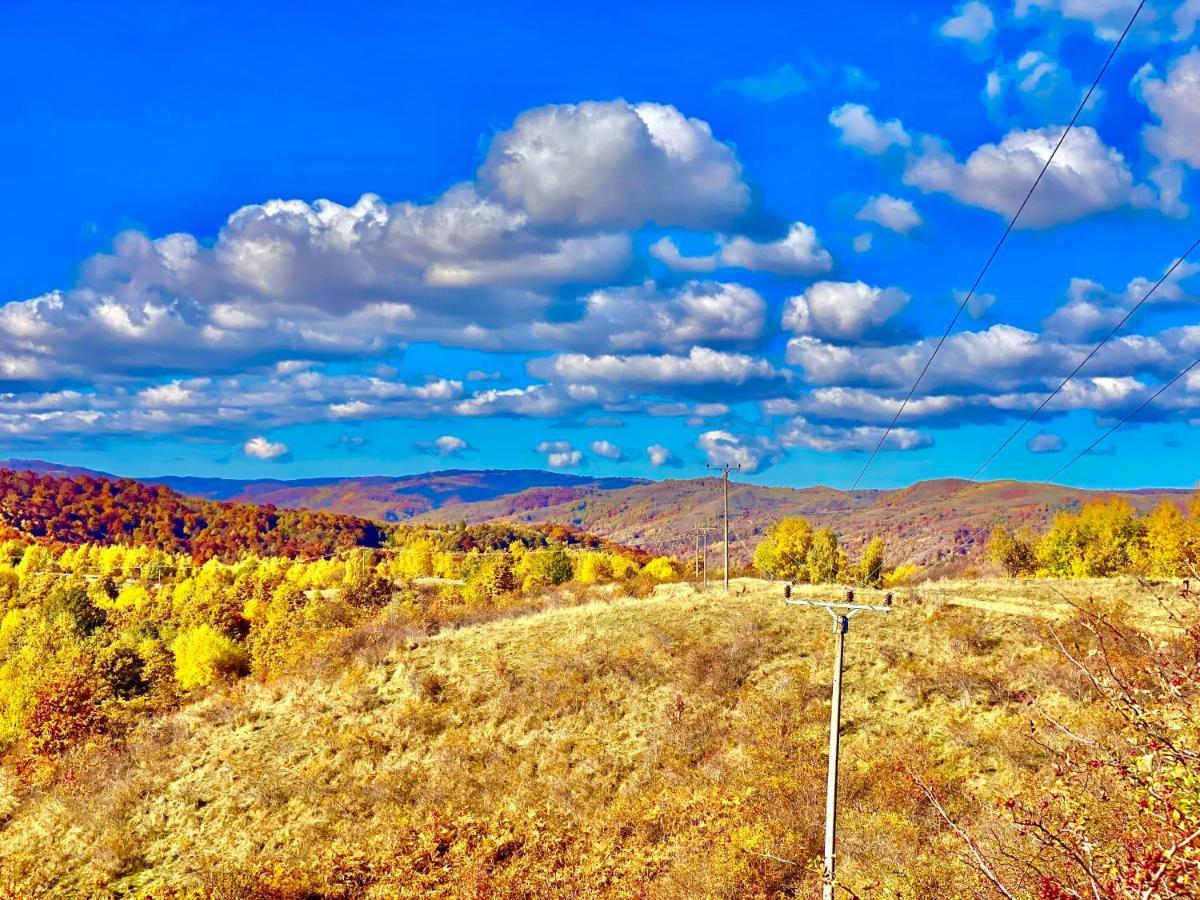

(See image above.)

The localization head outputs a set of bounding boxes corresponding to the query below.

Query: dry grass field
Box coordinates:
[0,576,1188,897]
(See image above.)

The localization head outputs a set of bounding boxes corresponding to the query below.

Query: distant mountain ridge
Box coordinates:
[0,460,647,523]
[1,458,1192,567]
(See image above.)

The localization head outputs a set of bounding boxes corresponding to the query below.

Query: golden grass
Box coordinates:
[0,576,1183,897]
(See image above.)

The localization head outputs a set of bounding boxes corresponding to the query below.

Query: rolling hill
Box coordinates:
[0,576,1175,895]
[0,460,645,524]
[2,458,1192,569]
[411,476,1195,568]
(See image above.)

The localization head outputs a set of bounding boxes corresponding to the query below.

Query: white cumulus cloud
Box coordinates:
[244,436,290,460]
[829,103,912,154]
[782,281,910,341]
[478,100,750,229]
[646,443,679,467]
[589,439,624,460]
[536,440,583,468]
[697,430,768,473]
[855,194,923,234]
[940,1,996,42]
[1137,49,1200,169]
[903,125,1151,227]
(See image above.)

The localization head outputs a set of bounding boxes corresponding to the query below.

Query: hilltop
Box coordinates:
[0,576,1184,896]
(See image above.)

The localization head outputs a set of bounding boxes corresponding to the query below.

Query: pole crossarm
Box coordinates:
[784,597,893,616]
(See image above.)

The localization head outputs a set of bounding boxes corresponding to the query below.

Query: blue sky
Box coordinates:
[2,0,1199,488]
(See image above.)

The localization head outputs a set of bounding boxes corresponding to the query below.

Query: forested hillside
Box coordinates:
[414,476,1195,566]
[0,469,386,561]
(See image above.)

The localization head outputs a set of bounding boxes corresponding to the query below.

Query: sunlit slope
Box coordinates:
[0,577,1174,897]
[414,477,1190,564]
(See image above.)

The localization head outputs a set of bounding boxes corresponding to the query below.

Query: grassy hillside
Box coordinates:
[1,575,1185,897]
[414,476,1192,566]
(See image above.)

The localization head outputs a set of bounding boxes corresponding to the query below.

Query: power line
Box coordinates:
[848,0,1147,494]
[1044,353,1200,485]
[906,350,1200,583]
[966,239,1200,483]
[880,239,1199,575]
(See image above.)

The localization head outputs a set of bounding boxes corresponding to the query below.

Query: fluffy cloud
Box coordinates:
[781,281,910,341]
[589,439,624,460]
[777,417,932,452]
[536,440,583,468]
[650,221,833,275]
[453,385,573,418]
[478,100,749,229]
[244,436,290,461]
[959,289,998,319]
[769,388,967,425]
[646,443,680,467]
[648,237,719,272]
[528,346,786,389]
[1176,0,1200,39]
[415,434,471,457]
[697,430,769,472]
[1043,263,1198,339]
[1137,49,1200,169]
[854,194,922,234]
[534,281,765,352]
[787,325,1173,393]
[940,1,995,42]
[1026,432,1066,453]
[828,103,911,154]
[904,126,1151,227]
[717,223,834,274]
[0,98,763,393]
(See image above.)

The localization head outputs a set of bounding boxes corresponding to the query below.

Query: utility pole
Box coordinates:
[784,587,892,900]
[695,524,716,589]
[694,531,701,579]
[706,463,740,591]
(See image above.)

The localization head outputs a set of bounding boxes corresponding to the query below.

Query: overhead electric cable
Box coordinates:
[965,239,1200,482]
[848,0,1147,493]
[907,350,1200,583]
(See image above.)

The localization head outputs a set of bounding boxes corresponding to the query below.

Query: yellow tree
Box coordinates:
[753,518,813,581]
[805,528,840,584]
[1136,501,1185,577]
[857,536,885,587]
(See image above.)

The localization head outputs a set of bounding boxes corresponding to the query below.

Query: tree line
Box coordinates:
[987,495,1200,579]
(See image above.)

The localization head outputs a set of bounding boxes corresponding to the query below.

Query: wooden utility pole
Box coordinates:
[695,524,716,588]
[783,588,892,899]
[706,463,739,591]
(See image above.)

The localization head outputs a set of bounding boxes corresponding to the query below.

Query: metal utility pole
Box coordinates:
[706,463,740,591]
[784,587,892,900]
